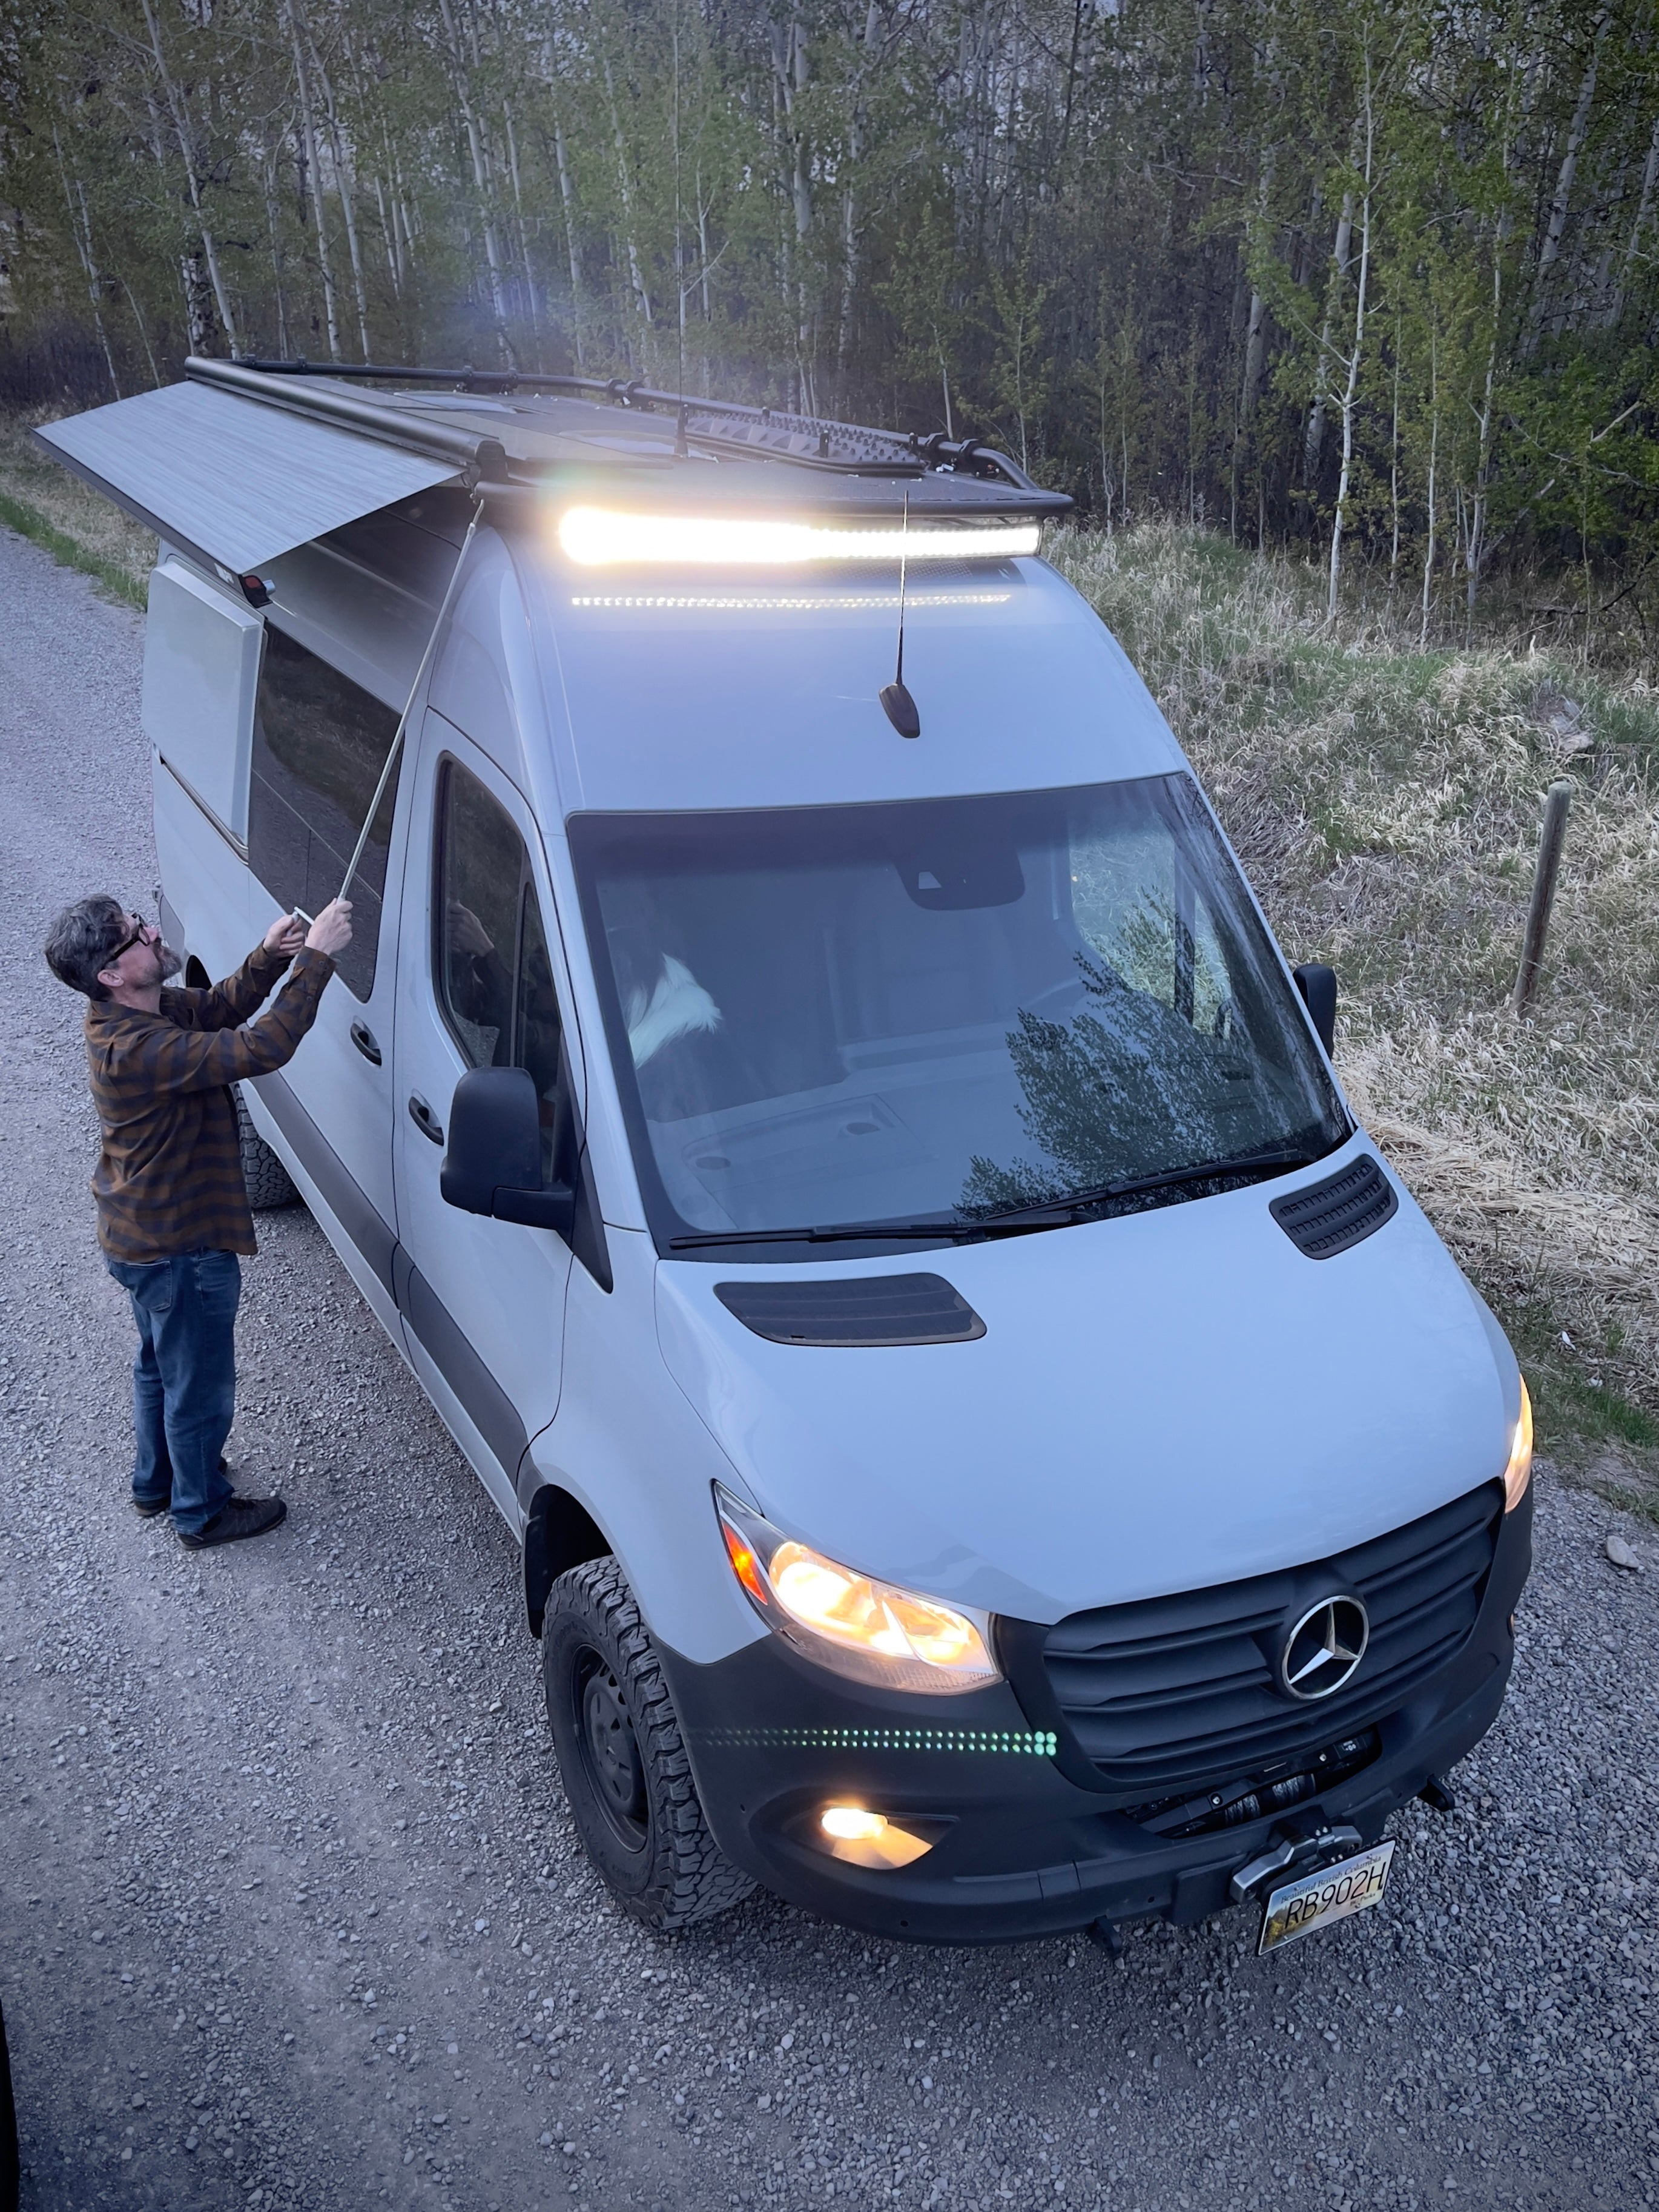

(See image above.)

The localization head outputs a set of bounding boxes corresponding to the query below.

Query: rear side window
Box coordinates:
[435,760,564,1180]
[248,626,399,1001]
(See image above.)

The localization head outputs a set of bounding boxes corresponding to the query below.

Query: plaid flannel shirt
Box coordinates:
[83,943,335,1263]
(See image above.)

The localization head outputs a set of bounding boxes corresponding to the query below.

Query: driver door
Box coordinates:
[392,716,572,1523]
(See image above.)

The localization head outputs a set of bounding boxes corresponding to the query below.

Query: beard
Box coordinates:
[156,940,184,982]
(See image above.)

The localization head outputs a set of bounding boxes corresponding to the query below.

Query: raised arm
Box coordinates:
[165,939,294,1032]
[121,949,340,1094]
[162,906,346,1033]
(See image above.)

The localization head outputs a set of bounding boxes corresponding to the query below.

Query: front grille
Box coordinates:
[1030,1481,1503,1793]
[1269,1154,1397,1258]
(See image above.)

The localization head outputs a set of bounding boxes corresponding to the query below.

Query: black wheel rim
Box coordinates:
[573,1647,649,1856]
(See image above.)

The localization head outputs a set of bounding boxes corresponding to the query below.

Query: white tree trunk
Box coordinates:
[1326,67,1376,626]
[139,0,240,354]
[286,3,341,360]
[1608,107,1659,327]
[1420,322,1439,648]
[1304,191,1354,482]
[53,129,121,398]
[1528,7,1610,345]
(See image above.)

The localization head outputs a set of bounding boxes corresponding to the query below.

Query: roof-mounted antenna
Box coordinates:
[880,493,921,739]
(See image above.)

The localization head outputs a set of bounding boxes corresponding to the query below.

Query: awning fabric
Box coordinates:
[35,380,460,578]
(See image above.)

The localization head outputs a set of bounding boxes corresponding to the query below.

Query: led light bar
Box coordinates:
[557,505,1041,568]
[569,592,1014,612]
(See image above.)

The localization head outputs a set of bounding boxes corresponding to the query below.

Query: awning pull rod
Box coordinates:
[335,496,484,911]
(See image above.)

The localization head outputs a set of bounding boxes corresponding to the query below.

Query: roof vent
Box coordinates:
[1268,1155,1397,1260]
[714,1273,986,1347]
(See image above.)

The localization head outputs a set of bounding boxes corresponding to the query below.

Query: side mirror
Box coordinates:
[440,1066,576,1236]
[1292,962,1337,1056]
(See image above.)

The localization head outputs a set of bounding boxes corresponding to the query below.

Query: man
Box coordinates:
[44,894,352,1548]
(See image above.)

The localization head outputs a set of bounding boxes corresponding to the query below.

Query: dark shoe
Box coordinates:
[177,1497,287,1550]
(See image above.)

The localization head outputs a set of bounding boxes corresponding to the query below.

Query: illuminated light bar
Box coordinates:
[569,592,1014,612]
[694,1725,1058,1756]
[558,505,1041,568]
[816,1805,935,1871]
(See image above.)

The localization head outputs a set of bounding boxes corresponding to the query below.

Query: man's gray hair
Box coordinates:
[44,894,128,1000]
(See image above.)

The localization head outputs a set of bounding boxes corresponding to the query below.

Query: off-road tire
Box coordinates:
[543,1556,754,1930]
[236,1086,299,1211]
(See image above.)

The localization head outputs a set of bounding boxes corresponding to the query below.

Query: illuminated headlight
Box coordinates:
[714,1487,1001,1694]
[557,506,1041,569]
[1503,1377,1533,1512]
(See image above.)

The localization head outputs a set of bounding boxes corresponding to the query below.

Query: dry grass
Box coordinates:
[1054,523,1659,1494]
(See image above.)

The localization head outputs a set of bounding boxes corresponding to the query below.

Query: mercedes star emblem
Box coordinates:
[1279,1595,1370,1700]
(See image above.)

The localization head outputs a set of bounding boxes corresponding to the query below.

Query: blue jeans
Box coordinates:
[106,1250,240,1538]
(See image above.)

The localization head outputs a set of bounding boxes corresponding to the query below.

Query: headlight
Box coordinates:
[1503,1377,1533,1512]
[714,1487,1001,1694]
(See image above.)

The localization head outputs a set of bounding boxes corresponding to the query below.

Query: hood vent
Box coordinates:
[714,1273,986,1348]
[1269,1154,1397,1260]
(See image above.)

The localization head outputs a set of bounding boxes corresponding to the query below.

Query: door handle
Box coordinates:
[350,1020,383,1066]
[407,1093,444,1144]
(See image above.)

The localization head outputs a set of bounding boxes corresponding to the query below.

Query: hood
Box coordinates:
[653,1142,1517,1625]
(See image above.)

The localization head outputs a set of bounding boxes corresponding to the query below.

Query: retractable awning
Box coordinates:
[33,379,464,580]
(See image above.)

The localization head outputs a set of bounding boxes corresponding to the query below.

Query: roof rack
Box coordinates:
[211,355,1059,502]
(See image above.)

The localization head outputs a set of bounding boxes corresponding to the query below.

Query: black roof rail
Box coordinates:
[186,356,511,484]
[223,355,1054,499]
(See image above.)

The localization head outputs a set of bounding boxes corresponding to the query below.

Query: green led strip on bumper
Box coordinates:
[694,1726,1059,1757]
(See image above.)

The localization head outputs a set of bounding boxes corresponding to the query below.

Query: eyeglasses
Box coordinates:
[104,913,157,966]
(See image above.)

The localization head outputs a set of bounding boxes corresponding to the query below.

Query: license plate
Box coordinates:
[1258,1839,1395,1955]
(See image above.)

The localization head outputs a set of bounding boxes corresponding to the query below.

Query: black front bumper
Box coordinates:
[659,1487,1532,1944]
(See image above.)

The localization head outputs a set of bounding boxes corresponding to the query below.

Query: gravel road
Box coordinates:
[1,522,1655,2212]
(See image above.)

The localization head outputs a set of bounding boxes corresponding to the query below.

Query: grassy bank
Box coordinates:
[1054,524,1659,1511]
[0,409,153,604]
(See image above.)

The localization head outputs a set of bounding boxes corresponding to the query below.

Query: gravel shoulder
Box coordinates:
[1,524,1655,2212]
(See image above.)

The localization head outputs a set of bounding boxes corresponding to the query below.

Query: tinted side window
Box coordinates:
[435,761,564,1179]
[248,626,399,1002]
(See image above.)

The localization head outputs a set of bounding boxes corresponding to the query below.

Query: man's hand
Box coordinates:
[447,900,494,959]
[305,899,354,958]
[263,911,308,959]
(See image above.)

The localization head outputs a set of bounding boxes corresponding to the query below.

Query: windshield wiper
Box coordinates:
[665,1143,1333,1250]
[967,1141,1328,1230]
[665,1144,1327,1251]
[667,1220,987,1250]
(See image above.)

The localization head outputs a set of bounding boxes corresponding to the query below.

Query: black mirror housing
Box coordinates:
[440,1066,574,1237]
[1292,962,1337,1056]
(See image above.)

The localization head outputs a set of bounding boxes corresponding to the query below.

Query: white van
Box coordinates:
[42,360,1533,1952]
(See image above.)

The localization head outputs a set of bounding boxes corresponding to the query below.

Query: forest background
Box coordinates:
[2,0,1658,1516]
[3,0,1659,637]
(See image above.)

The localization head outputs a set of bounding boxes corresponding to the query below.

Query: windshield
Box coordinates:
[570,776,1346,1250]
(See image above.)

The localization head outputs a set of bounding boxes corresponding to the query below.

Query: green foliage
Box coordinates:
[3,2,1658,621]
[1499,1299,1659,1461]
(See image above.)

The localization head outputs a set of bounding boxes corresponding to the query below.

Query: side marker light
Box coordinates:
[1503,1377,1533,1512]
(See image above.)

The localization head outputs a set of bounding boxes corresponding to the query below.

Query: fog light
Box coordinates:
[816,1804,935,1870]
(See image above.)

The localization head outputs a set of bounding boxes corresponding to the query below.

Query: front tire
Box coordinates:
[236,1086,299,1210]
[543,1556,753,1930]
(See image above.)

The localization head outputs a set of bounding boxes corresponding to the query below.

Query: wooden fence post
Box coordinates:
[1511,779,1574,1015]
